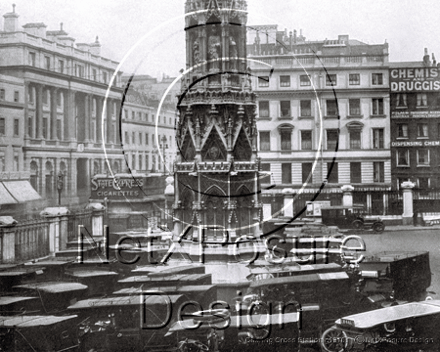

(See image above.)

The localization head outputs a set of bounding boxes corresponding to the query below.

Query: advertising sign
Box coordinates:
[390,67,440,92]
[91,176,144,199]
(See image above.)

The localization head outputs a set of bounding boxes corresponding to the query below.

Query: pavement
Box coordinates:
[382,224,440,232]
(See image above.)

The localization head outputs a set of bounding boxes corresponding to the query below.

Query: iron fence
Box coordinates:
[13,217,50,262]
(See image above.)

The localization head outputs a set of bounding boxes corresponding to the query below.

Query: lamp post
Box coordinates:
[56,171,64,206]
[160,135,168,175]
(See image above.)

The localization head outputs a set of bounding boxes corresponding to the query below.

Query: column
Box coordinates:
[50,87,59,140]
[341,185,354,207]
[41,157,47,199]
[65,90,76,142]
[84,94,91,142]
[96,96,103,143]
[36,84,44,139]
[24,82,30,139]
[106,98,112,144]
[69,157,77,197]
[401,181,415,225]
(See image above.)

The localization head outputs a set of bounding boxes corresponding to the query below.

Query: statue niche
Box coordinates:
[208,24,221,71]
[201,128,226,161]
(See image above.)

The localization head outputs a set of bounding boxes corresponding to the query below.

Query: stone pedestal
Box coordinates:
[86,202,106,237]
[282,188,295,218]
[341,185,354,207]
[40,207,70,253]
[0,217,17,263]
[401,181,415,225]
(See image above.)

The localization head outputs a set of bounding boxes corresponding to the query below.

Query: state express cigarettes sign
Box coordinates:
[390,67,440,92]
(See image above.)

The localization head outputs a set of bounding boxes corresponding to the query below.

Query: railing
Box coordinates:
[67,209,93,242]
[13,218,50,262]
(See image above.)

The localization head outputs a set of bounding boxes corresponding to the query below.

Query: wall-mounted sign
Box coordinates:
[391,111,440,119]
[390,67,440,92]
[391,140,440,147]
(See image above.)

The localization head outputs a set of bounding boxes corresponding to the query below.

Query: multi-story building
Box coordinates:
[0,5,125,209]
[121,88,177,174]
[247,25,391,214]
[390,50,440,190]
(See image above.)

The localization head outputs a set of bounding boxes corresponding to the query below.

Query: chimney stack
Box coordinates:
[3,4,19,32]
[423,48,431,66]
[90,36,101,56]
[432,53,436,67]
[293,29,297,43]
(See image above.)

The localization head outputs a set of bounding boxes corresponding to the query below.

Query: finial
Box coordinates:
[60,22,63,31]
[12,4,16,13]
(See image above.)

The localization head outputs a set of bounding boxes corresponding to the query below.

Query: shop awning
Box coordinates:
[2,181,41,203]
[0,182,18,205]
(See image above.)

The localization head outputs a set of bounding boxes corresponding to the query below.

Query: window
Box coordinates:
[131,111,135,120]
[282,163,292,184]
[300,75,311,86]
[327,162,338,183]
[57,120,62,140]
[301,130,312,150]
[280,101,291,117]
[261,163,271,183]
[14,91,19,103]
[398,124,408,138]
[29,52,36,66]
[326,130,338,150]
[417,149,430,166]
[397,150,409,166]
[139,132,142,145]
[138,112,142,120]
[13,119,19,136]
[280,130,291,150]
[300,100,312,117]
[326,74,337,86]
[373,162,384,182]
[259,131,270,151]
[373,129,384,149]
[326,100,338,116]
[302,163,313,184]
[45,56,50,70]
[258,76,269,87]
[42,118,48,139]
[350,162,362,183]
[396,93,407,107]
[56,91,61,107]
[59,60,64,73]
[417,123,428,138]
[349,131,361,149]
[132,154,136,170]
[124,131,129,144]
[417,178,430,190]
[0,89,5,100]
[349,99,361,116]
[0,118,5,135]
[280,75,290,87]
[146,133,149,145]
[92,69,97,81]
[43,89,48,105]
[132,132,136,145]
[145,155,149,170]
[139,155,142,170]
[103,71,108,83]
[28,88,34,104]
[28,117,33,137]
[417,93,428,107]
[372,98,384,115]
[259,101,270,118]
[349,73,360,85]
[372,73,383,85]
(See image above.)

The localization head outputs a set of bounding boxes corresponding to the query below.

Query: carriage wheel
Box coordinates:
[373,222,385,233]
[321,326,348,352]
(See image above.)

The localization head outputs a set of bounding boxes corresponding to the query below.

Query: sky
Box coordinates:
[2,0,440,79]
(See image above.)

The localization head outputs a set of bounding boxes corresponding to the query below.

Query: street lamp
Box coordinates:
[57,171,64,206]
[160,135,168,175]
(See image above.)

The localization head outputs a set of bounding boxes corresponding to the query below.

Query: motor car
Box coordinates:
[321,299,440,352]
[320,205,385,233]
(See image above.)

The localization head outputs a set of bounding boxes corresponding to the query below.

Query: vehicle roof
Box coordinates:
[68,294,186,310]
[65,270,118,278]
[248,263,342,276]
[13,282,88,293]
[250,271,348,288]
[0,296,39,306]
[336,300,440,329]
[0,315,77,327]
[112,285,215,296]
[362,251,429,263]
[167,312,299,333]
[118,273,210,284]
[132,264,204,275]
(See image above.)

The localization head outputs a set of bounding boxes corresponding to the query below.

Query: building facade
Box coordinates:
[247,25,391,214]
[390,51,440,190]
[0,5,125,210]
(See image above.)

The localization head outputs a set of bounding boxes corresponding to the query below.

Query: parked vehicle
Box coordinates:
[321,299,440,352]
[320,205,385,233]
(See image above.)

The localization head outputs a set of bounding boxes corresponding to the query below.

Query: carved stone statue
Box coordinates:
[193,39,201,65]
[229,36,238,70]
[208,27,221,71]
